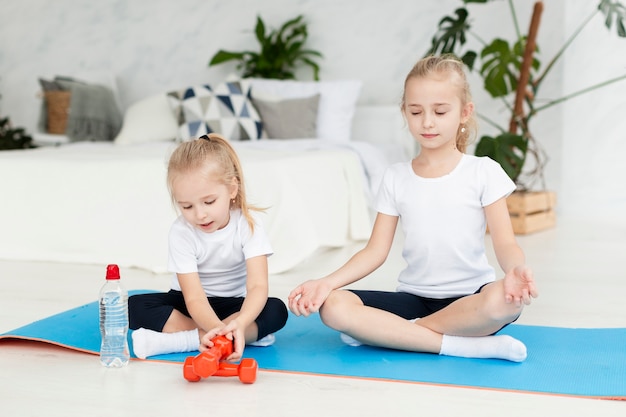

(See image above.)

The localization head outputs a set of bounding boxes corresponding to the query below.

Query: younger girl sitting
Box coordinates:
[129,134,288,361]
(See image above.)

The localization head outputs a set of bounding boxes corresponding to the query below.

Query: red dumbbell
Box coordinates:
[191,335,233,378]
[214,358,258,384]
[182,335,258,384]
[183,357,258,384]
[183,357,201,382]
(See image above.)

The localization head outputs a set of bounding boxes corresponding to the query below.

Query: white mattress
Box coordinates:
[0,140,379,274]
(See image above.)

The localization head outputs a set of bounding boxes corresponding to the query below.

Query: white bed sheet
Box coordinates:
[233,139,392,204]
[0,140,377,274]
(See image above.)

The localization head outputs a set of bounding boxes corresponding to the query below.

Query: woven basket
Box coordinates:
[44,90,71,134]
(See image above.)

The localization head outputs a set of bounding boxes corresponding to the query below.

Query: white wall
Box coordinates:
[1,0,625,220]
[561,3,626,219]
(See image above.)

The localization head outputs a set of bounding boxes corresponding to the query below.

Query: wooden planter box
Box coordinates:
[506,191,556,234]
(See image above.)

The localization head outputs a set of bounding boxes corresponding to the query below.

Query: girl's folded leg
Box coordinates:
[131,328,199,359]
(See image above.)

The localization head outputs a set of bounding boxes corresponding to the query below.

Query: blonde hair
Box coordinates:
[167,133,261,232]
[401,54,477,153]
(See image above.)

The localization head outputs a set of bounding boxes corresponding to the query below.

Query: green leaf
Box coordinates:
[479,38,522,97]
[209,50,248,66]
[278,15,304,38]
[255,16,267,44]
[475,133,528,182]
[461,51,478,71]
[599,0,626,37]
[426,8,472,56]
[300,56,321,81]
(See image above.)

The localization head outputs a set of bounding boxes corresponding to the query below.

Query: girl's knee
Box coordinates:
[270,298,289,329]
[258,297,288,336]
[482,282,524,322]
[319,290,359,330]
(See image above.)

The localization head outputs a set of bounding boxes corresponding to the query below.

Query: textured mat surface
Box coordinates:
[2,290,625,400]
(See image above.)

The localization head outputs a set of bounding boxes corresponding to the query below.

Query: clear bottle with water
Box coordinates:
[99,264,129,367]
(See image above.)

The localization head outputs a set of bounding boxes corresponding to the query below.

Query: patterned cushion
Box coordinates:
[167,80,264,141]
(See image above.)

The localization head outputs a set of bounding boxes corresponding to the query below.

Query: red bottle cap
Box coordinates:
[106,264,120,280]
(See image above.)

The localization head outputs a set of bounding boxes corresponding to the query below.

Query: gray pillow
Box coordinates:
[252,94,320,139]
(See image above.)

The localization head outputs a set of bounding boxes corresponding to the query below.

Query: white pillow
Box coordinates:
[114,94,178,145]
[249,79,362,142]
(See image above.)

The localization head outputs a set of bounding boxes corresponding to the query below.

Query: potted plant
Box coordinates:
[426,0,626,233]
[0,87,35,150]
[0,116,35,150]
[208,15,323,80]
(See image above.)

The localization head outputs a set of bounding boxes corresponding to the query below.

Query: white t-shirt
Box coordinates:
[376,155,516,298]
[167,209,273,297]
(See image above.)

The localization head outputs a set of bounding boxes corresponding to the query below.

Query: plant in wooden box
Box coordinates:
[426,0,626,233]
[208,15,323,80]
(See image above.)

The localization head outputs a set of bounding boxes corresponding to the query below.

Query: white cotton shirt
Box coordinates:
[376,154,516,299]
[167,209,273,297]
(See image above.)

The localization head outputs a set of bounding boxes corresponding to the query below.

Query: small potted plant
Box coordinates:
[426,0,626,233]
[0,87,35,150]
[208,15,323,80]
[0,116,35,150]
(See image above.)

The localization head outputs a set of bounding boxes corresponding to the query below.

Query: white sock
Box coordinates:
[340,333,363,347]
[131,328,199,359]
[248,333,276,347]
[440,334,527,362]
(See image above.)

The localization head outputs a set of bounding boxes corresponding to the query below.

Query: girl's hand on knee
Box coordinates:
[288,279,332,316]
[504,265,539,306]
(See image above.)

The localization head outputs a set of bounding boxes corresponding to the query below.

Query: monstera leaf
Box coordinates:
[599,0,626,36]
[474,133,528,182]
[426,8,478,70]
[429,8,470,54]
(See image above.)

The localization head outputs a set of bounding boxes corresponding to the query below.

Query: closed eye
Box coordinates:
[204,199,217,205]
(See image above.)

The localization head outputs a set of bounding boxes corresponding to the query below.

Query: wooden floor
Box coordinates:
[1,215,625,416]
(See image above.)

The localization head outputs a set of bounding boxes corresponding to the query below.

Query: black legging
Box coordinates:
[128,290,288,340]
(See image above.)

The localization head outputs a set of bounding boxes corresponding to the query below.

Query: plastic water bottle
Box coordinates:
[99,264,130,367]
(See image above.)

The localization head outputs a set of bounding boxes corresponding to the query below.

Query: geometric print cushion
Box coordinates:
[167,79,264,142]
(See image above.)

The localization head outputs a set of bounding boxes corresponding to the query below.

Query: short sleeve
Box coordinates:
[240,211,273,260]
[167,219,200,274]
[480,157,516,207]
[374,164,402,216]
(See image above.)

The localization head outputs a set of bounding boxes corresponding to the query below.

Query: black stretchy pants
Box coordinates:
[128,290,288,340]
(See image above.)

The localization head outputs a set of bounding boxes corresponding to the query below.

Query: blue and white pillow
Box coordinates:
[167,80,264,141]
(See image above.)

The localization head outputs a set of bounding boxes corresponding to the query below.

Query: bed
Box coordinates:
[0,77,413,274]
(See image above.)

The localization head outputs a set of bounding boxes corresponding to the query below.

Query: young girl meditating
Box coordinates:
[129,134,288,361]
[288,54,538,362]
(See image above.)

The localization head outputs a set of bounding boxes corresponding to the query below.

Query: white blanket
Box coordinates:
[0,140,377,274]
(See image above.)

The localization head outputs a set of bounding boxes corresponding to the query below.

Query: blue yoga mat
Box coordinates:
[2,290,625,400]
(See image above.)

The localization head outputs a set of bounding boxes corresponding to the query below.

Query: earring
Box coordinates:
[461,126,466,133]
